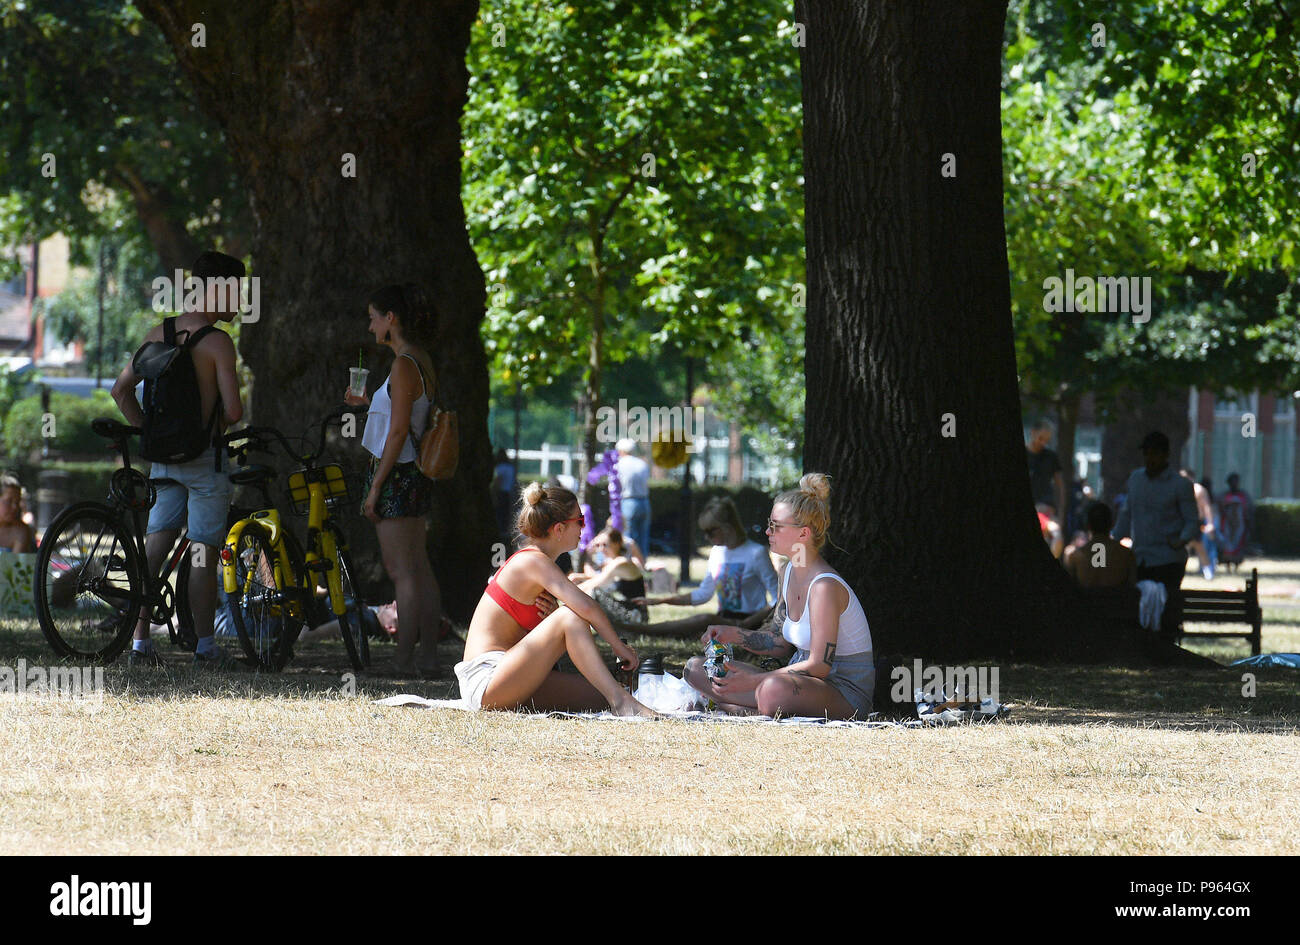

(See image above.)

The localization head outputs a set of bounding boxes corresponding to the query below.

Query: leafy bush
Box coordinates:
[1255,501,1300,556]
[3,390,120,459]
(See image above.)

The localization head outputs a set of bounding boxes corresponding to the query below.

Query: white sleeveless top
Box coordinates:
[361,353,432,462]
[780,567,873,657]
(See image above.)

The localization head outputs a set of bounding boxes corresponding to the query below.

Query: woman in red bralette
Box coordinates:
[455,482,655,716]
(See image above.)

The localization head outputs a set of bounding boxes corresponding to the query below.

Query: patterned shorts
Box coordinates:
[363,457,432,519]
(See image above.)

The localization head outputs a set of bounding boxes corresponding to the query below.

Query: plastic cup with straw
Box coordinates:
[349,349,368,398]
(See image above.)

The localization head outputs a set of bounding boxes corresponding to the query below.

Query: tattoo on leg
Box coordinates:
[822,642,837,666]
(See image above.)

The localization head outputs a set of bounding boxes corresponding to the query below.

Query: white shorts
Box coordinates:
[454,650,506,710]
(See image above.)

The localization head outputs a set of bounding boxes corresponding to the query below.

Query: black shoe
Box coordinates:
[127,647,164,668]
[192,648,245,672]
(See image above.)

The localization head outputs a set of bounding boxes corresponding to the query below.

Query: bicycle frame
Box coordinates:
[220,414,353,623]
[221,482,350,617]
[222,509,303,617]
[305,479,349,618]
[98,430,194,633]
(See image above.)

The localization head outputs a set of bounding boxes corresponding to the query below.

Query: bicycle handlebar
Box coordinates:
[224,405,353,468]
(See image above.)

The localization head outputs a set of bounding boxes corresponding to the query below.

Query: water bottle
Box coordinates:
[637,655,660,686]
[637,652,663,691]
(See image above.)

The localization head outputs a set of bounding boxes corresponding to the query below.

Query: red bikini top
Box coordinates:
[485,548,547,631]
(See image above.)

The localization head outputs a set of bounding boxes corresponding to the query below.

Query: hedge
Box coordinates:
[1255,501,1300,556]
[3,390,119,458]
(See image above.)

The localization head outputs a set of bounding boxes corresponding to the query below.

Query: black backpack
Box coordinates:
[132,317,222,464]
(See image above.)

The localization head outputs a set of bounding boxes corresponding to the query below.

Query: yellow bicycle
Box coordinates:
[221,410,369,672]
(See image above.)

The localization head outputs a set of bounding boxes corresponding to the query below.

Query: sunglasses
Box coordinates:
[766,518,803,530]
[561,513,585,527]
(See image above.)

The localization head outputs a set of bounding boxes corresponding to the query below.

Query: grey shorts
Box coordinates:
[147,448,233,548]
[791,648,875,718]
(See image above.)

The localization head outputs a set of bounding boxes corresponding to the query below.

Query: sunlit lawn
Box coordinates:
[1,554,1295,854]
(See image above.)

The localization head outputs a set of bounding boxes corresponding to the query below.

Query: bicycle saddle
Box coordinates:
[91,418,141,440]
[228,464,276,486]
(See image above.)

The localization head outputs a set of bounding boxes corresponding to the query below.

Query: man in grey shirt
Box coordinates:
[1113,431,1200,640]
[615,438,651,558]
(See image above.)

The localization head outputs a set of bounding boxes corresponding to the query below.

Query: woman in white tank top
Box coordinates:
[343,284,444,676]
[684,474,875,719]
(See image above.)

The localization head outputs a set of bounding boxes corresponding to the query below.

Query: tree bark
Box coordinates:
[137,0,495,619]
[112,165,203,273]
[1056,391,1079,500]
[796,0,1209,665]
[581,218,605,507]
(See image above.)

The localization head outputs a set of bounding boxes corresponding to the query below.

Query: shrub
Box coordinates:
[3,390,119,459]
[1255,501,1300,556]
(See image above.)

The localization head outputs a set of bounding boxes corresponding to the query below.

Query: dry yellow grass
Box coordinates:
[2,553,1296,855]
[1,687,1296,855]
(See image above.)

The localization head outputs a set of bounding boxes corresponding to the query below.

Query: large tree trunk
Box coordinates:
[137,0,495,619]
[1055,392,1080,499]
[796,0,1209,665]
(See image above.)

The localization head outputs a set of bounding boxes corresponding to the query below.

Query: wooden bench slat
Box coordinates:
[1175,568,1262,656]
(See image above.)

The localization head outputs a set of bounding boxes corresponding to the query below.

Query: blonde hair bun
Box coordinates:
[799,473,831,502]
[775,472,832,551]
[523,482,545,507]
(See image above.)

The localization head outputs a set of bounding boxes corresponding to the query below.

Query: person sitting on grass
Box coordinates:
[683,474,874,720]
[454,482,655,716]
[576,527,648,624]
[1063,501,1136,588]
[605,516,646,567]
[0,474,36,551]
[633,496,778,627]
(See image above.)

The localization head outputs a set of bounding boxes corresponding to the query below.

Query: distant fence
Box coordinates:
[507,445,581,480]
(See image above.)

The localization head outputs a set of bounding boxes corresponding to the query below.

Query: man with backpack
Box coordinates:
[111,251,246,668]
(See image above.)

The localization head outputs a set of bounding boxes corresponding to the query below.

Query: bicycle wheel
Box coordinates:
[228,525,301,671]
[34,502,143,663]
[173,551,198,651]
[334,545,370,672]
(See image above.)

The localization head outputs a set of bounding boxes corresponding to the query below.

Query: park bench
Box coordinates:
[1177,568,1262,656]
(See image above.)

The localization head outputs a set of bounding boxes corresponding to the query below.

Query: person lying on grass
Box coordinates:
[684,474,875,719]
[454,482,656,716]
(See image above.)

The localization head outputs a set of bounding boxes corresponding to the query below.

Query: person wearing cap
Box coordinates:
[615,438,651,561]
[1112,431,1200,639]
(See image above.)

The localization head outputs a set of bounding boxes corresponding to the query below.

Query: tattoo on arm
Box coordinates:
[822,642,837,666]
[737,604,795,658]
[738,629,780,654]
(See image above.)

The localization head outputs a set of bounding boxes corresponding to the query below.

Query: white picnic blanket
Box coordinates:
[373,693,1011,727]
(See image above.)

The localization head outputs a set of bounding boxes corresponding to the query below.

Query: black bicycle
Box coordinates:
[33,419,199,664]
